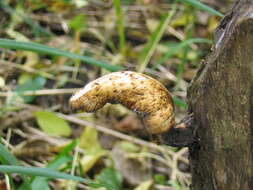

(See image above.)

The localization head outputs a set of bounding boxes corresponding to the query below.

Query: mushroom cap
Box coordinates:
[69,71,175,134]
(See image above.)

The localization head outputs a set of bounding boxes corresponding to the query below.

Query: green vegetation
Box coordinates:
[0,0,224,189]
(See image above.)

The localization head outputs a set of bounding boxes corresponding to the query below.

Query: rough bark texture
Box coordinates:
[187,0,253,189]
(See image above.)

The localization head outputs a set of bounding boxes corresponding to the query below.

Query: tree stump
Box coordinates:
[187,0,253,189]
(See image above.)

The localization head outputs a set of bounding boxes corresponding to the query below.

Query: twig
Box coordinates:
[59,113,171,154]
[0,88,79,97]
[58,113,188,163]
[0,61,84,84]
[0,60,54,79]
[23,125,69,146]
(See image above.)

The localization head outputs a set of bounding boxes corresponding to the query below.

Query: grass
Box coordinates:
[179,0,224,17]
[0,1,52,37]
[0,165,87,182]
[137,2,178,73]
[0,38,124,72]
[0,0,224,189]
[113,0,126,57]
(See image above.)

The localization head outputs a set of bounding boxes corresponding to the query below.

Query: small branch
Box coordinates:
[0,61,83,84]
[0,88,79,97]
[58,113,189,164]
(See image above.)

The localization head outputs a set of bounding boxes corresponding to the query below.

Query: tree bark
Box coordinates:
[187,0,253,189]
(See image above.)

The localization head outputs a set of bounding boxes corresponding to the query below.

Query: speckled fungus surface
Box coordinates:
[69,71,175,134]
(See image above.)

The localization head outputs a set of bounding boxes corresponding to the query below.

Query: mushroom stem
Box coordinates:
[158,113,196,147]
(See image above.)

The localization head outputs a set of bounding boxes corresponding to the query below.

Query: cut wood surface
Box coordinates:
[187,0,253,189]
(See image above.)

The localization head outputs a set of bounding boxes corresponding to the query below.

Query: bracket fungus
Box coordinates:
[69,71,195,146]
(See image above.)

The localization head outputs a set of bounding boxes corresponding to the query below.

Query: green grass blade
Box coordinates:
[0,38,124,71]
[156,38,212,67]
[0,143,19,165]
[173,96,188,109]
[113,0,126,56]
[0,165,89,183]
[0,1,52,37]
[30,141,77,190]
[137,3,177,73]
[49,140,77,169]
[0,142,31,189]
[179,0,223,17]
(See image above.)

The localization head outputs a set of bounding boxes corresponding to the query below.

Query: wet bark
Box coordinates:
[187,0,253,189]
